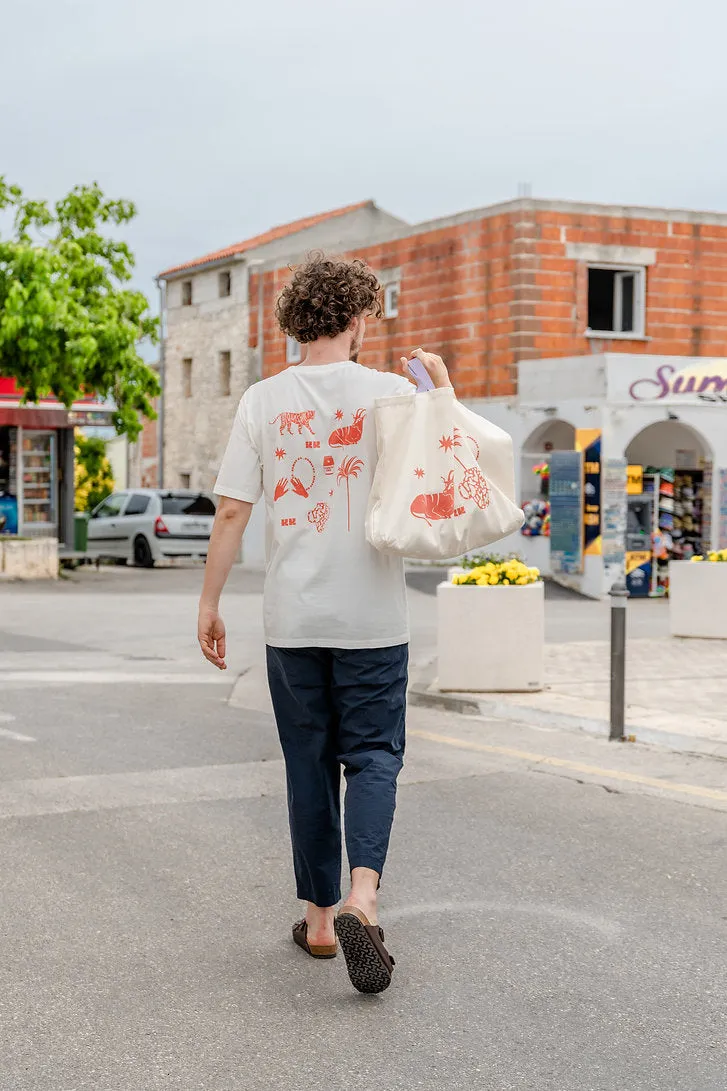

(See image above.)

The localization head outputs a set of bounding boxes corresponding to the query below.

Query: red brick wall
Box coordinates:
[254,204,727,399]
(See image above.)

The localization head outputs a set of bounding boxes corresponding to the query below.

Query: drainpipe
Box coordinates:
[156,275,166,486]
[245,259,265,381]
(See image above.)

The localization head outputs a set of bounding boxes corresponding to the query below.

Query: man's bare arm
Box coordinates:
[198,496,253,670]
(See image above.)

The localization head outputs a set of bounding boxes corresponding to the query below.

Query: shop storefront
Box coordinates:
[0,380,113,548]
[471,353,727,598]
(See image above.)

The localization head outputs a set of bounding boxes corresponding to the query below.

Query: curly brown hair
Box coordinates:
[275,256,383,343]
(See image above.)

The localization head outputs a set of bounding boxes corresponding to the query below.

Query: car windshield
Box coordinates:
[161,494,215,516]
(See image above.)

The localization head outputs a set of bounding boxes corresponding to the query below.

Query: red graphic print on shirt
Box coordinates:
[337,456,364,532]
[274,478,289,502]
[414,467,425,479]
[270,410,316,436]
[307,502,330,534]
[328,408,366,448]
[290,457,316,499]
[274,447,286,461]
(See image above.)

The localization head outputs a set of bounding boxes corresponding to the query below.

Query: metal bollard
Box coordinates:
[609,581,629,741]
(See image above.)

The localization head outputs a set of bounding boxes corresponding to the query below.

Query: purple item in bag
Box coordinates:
[407,357,435,393]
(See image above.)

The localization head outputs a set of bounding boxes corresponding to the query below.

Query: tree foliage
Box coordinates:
[74,433,114,513]
[0,178,160,439]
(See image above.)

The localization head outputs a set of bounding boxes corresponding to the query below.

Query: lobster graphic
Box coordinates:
[328,408,366,448]
[411,471,455,526]
[307,502,330,534]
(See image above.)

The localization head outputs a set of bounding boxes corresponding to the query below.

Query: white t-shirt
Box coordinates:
[214,360,412,649]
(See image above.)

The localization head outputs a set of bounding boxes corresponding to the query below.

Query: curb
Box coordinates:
[408,683,727,762]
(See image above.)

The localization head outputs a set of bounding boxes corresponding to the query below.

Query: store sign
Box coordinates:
[627,465,643,494]
[68,409,115,427]
[549,451,583,574]
[607,357,727,406]
[577,429,602,556]
[602,458,627,585]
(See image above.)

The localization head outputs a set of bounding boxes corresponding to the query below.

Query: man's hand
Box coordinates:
[401,347,452,390]
[197,496,252,671]
[198,605,227,670]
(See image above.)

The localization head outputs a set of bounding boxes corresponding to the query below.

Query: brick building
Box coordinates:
[255,197,727,395]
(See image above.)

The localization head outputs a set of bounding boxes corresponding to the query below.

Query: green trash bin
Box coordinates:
[74,512,89,552]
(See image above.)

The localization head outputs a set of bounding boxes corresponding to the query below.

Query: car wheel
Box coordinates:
[114,558,128,566]
[133,536,155,568]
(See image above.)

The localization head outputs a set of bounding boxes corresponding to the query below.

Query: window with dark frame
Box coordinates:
[587,266,643,335]
[183,358,193,398]
[181,280,193,306]
[220,350,231,396]
[179,473,191,489]
[219,271,231,298]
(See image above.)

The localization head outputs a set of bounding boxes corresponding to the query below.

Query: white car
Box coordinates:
[87,489,216,567]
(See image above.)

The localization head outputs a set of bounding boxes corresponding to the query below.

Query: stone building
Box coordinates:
[155,201,405,496]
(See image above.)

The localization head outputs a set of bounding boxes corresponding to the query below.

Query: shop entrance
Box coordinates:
[521,420,576,540]
[624,421,712,597]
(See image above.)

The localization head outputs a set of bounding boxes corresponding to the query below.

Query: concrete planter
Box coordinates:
[0,537,58,580]
[446,566,466,582]
[669,560,727,639]
[437,579,544,692]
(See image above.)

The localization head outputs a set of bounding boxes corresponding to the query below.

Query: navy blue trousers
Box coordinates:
[266,644,408,907]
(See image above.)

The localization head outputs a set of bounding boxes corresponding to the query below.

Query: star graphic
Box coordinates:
[335,409,344,420]
[414,467,425,479]
[439,435,454,453]
[275,447,286,461]
[329,489,334,497]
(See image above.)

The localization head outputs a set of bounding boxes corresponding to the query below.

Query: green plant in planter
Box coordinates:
[462,551,524,570]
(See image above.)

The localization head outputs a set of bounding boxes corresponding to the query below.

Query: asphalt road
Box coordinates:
[0,568,725,1090]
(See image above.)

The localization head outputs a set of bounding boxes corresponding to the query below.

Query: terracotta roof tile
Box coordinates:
[158,200,372,278]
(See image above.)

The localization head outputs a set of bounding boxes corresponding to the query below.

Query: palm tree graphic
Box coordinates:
[337,456,364,532]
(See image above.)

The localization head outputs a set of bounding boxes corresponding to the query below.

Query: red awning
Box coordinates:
[0,406,70,428]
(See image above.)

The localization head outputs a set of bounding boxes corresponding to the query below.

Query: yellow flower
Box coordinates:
[691,555,704,563]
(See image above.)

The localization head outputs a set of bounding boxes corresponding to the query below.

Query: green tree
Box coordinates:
[0,178,159,440]
[74,434,114,513]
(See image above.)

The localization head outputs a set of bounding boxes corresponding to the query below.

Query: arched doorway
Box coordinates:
[520,419,576,545]
[523,419,577,457]
[624,420,712,594]
[625,420,711,467]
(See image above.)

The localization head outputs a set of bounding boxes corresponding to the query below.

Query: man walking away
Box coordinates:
[198,256,451,993]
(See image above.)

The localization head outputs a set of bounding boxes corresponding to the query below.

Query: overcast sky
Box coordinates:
[2,0,726,323]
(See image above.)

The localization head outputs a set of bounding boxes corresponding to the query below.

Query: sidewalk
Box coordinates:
[412,635,727,760]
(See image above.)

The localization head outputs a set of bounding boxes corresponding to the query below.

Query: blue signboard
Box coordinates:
[550,451,583,574]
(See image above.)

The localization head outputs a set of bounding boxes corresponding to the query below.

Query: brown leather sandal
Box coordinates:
[334,906,396,994]
[292,919,337,959]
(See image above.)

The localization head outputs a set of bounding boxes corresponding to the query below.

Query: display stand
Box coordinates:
[642,467,703,597]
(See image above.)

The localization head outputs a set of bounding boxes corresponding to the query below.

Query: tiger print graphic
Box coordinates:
[269,410,316,436]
